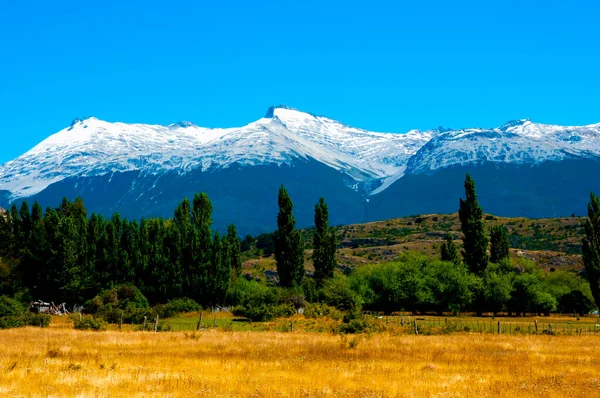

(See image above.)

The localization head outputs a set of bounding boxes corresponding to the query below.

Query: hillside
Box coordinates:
[242,213,586,279]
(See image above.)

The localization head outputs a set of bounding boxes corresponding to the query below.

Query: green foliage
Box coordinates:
[425,260,479,315]
[87,284,152,323]
[318,273,362,311]
[158,298,202,318]
[0,295,24,317]
[0,313,50,329]
[339,309,374,334]
[313,197,337,283]
[302,302,342,320]
[583,192,600,309]
[542,270,596,315]
[273,186,305,287]
[490,225,510,264]
[483,265,513,316]
[440,233,461,266]
[227,225,242,279]
[458,175,489,275]
[73,315,107,331]
[230,279,278,321]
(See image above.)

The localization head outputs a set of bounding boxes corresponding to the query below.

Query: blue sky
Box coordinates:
[1,0,599,163]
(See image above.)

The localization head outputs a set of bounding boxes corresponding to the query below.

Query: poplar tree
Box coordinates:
[441,233,461,266]
[313,197,337,283]
[458,174,489,275]
[227,224,242,279]
[274,186,305,287]
[490,225,510,264]
[582,192,600,309]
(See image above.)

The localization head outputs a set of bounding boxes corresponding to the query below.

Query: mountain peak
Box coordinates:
[499,119,531,131]
[169,121,196,128]
[264,104,297,118]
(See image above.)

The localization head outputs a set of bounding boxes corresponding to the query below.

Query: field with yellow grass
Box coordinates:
[1,327,600,397]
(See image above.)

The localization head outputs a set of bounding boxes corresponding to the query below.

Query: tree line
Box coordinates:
[0,176,599,320]
[0,194,241,305]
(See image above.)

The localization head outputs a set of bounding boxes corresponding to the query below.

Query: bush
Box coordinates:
[0,313,50,329]
[86,284,151,323]
[319,273,362,311]
[303,303,342,320]
[73,315,107,331]
[87,284,149,314]
[230,279,278,321]
[157,298,201,318]
[0,295,24,317]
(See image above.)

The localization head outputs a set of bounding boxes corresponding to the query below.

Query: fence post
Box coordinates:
[290,321,294,332]
[414,319,418,335]
[154,315,159,333]
[497,321,501,334]
[548,323,552,334]
[213,313,217,328]
[535,319,538,334]
[196,312,203,332]
[120,311,123,331]
[143,316,147,332]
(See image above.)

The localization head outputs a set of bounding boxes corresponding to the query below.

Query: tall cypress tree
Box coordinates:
[227,224,242,279]
[582,192,600,309]
[191,193,213,302]
[313,197,337,283]
[441,233,461,266]
[458,174,489,275]
[490,225,510,264]
[274,186,305,287]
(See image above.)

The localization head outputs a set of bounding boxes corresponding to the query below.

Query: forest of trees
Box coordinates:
[0,193,239,305]
[0,177,598,327]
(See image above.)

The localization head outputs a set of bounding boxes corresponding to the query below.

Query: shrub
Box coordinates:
[86,284,151,323]
[230,279,278,321]
[0,295,24,317]
[159,298,201,318]
[319,273,362,311]
[0,313,50,329]
[303,303,342,320]
[87,284,149,314]
[339,307,376,333]
[73,315,107,331]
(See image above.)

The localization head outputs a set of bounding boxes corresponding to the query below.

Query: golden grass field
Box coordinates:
[1,327,600,397]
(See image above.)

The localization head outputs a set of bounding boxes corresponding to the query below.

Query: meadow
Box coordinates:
[1,324,600,397]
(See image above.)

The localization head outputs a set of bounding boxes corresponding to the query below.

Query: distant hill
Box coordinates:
[242,213,586,280]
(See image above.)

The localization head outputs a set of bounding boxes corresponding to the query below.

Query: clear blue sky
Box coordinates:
[1,0,599,163]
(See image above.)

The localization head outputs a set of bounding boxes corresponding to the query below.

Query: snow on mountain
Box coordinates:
[405,119,600,175]
[0,106,434,200]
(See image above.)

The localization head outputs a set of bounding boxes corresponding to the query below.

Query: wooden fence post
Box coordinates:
[143,316,147,332]
[535,319,538,334]
[290,321,294,332]
[154,315,159,333]
[120,311,123,331]
[414,319,418,335]
[497,321,501,334]
[196,312,203,332]
[213,313,217,328]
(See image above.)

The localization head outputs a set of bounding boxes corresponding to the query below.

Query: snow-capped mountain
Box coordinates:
[0,106,434,201]
[2,106,600,233]
[405,119,600,174]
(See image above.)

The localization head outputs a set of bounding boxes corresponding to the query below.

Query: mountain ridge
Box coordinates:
[1,106,600,234]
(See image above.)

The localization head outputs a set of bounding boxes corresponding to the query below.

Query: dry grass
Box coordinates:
[1,328,600,397]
